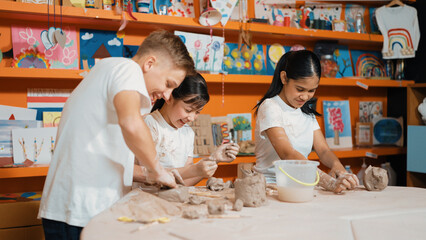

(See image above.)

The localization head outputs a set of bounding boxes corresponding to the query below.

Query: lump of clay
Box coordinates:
[182,209,201,219]
[234,170,267,207]
[207,200,225,215]
[188,195,205,205]
[233,199,243,211]
[239,140,255,154]
[158,186,189,203]
[206,177,226,191]
[363,165,388,191]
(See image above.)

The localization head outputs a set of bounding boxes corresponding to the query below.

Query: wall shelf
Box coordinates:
[0,1,384,47]
[0,68,415,87]
[0,165,49,179]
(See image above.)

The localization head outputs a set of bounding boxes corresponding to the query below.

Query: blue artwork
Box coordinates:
[350,49,385,77]
[333,46,353,78]
[222,43,266,75]
[266,44,291,76]
[323,100,353,149]
[79,29,124,70]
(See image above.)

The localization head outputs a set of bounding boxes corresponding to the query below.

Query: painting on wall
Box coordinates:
[222,43,267,75]
[350,49,385,78]
[80,29,124,69]
[334,45,353,78]
[175,31,224,72]
[323,100,353,149]
[266,44,291,76]
[11,25,78,69]
[344,4,366,33]
[12,127,57,165]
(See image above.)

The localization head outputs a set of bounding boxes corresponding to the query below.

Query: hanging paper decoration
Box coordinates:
[210,0,238,26]
[175,31,224,72]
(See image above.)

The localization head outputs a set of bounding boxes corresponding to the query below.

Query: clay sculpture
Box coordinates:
[363,165,388,191]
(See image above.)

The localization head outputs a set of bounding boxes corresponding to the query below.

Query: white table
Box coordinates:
[82,186,426,240]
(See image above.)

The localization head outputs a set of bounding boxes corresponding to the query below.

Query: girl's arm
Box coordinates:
[265,127,307,160]
[313,129,359,190]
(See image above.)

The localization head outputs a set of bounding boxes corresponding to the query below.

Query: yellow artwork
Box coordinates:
[43,112,62,128]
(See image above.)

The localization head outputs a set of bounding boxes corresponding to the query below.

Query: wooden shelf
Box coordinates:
[0,146,405,178]
[194,146,406,164]
[0,165,49,179]
[0,68,415,87]
[0,1,383,47]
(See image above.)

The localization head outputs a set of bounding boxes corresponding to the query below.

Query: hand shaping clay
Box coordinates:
[363,165,388,191]
[234,170,267,207]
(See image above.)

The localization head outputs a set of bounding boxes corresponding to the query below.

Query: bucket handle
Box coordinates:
[278,166,320,187]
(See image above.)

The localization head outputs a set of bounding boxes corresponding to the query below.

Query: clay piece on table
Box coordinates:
[158,186,189,203]
[207,200,225,215]
[363,165,389,191]
[233,199,243,211]
[110,188,181,223]
[182,209,201,219]
[188,195,206,205]
[224,180,234,189]
[206,177,226,191]
[234,169,267,207]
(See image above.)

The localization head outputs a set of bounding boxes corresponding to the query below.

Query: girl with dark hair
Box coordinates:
[253,50,359,193]
[134,73,240,186]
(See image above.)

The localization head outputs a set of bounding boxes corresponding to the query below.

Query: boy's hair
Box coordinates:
[151,73,209,112]
[136,30,195,75]
[254,50,321,117]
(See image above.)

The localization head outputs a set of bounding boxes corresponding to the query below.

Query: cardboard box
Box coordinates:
[0,225,44,240]
[0,201,41,229]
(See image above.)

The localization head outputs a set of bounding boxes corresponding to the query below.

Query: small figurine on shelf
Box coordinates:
[418,98,426,125]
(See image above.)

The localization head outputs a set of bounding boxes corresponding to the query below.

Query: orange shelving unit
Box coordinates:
[0,0,411,191]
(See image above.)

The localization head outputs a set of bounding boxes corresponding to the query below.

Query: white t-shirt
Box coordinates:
[144,110,194,169]
[39,58,151,227]
[376,5,420,59]
[254,95,320,183]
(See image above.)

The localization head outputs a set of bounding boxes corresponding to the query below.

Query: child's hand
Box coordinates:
[195,159,218,178]
[143,165,177,189]
[335,171,359,189]
[209,143,240,163]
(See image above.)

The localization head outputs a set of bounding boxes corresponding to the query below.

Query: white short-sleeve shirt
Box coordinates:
[144,110,194,169]
[39,58,151,227]
[254,95,320,183]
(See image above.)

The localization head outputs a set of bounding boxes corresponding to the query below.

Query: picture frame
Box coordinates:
[333,20,347,32]
[355,122,373,146]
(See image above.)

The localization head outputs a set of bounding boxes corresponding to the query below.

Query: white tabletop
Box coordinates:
[82,186,426,240]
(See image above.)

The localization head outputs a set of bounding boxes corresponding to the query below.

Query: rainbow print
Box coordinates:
[351,51,385,77]
[12,49,50,69]
[385,28,415,57]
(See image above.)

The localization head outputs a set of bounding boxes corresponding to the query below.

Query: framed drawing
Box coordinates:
[355,122,373,146]
[333,20,347,32]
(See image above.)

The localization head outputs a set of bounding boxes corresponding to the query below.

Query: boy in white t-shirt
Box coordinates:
[134,74,240,186]
[254,50,359,193]
[38,30,195,239]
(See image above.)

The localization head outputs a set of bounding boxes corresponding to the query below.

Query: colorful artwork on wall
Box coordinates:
[175,31,224,72]
[11,25,78,69]
[333,45,353,78]
[80,29,124,69]
[350,49,385,77]
[323,100,353,149]
[27,88,72,121]
[344,4,366,33]
[359,101,383,123]
[222,43,266,75]
[266,44,291,76]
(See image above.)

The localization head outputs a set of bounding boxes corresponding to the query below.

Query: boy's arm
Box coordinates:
[114,90,176,188]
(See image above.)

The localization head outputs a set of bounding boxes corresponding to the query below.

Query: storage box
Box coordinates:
[0,193,43,240]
